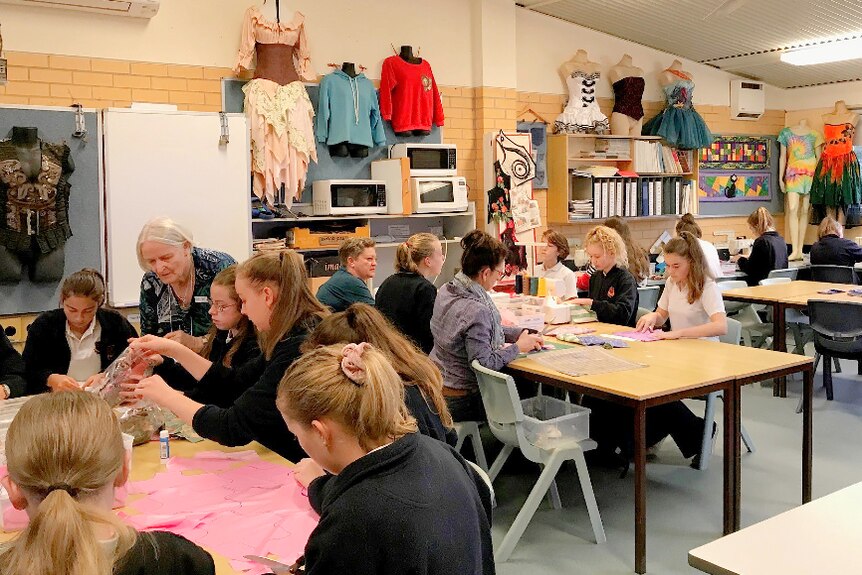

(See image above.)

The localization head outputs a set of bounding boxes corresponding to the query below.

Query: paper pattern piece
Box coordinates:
[121,450,318,574]
[613,330,662,342]
[532,347,646,377]
[546,326,595,336]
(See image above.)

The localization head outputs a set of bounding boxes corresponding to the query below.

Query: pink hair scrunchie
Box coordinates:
[341,342,373,385]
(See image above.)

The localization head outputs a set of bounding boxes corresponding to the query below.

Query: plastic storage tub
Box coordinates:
[520,395,590,449]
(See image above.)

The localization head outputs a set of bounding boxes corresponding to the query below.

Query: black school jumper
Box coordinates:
[191,324,314,461]
[587,265,639,326]
[303,433,495,575]
[22,308,138,395]
[116,531,215,575]
[375,271,438,354]
[737,230,789,286]
[0,330,26,398]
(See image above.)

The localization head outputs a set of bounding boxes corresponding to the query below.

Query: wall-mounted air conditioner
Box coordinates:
[730,79,765,120]
[0,0,159,18]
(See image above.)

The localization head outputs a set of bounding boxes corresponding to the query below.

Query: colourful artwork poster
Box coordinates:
[699,136,770,170]
[698,171,772,202]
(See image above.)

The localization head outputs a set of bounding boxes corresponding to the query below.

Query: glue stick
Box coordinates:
[159,430,170,460]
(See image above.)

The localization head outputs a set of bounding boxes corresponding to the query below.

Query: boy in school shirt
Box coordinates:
[317,238,376,312]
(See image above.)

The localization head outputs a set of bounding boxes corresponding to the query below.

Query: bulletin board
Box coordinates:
[221,78,442,205]
[0,105,102,316]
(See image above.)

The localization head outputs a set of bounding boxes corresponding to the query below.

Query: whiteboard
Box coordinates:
[103,109,252,307]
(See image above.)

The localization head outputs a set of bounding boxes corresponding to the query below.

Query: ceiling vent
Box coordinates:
[730,79,765,120]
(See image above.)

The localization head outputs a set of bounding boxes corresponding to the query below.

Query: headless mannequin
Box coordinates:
[394,46,431,137]
[821,100,860,225]
[259,0,280,22]
[780,118,821,260]
[659,59,691,87]
[0,127,69,284]
[329,62,370,158]
[559,49,601,79]
[608,54,644,136]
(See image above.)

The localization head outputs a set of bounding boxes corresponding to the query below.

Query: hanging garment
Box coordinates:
[316,70,386,148]
[235,6,317,205]
[378,55,444,133]
[0,140,73,253]
[612,76,645,121]
[554,70,609,134]
[642,70,712,150]
[777,128,822,196]
[811,123,862,214]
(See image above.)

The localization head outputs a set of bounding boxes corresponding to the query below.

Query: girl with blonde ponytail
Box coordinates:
[375,233,445,353]
[125,251,328,461]
[730,206,789,285]
[0,392,213,575]
[276,343,494,575]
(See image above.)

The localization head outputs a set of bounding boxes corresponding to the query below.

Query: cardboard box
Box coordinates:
[304,253,342,278]
[287,225,370,250]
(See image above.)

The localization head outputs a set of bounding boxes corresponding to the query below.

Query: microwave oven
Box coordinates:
[410,176,468,214]
[389,143,457,176]
[312,180,387,216]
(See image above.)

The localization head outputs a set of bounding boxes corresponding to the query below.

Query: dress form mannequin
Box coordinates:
[608,54,645,136]
[327,60,371,159]
[393,46,430,137]
[778,118,822,259]
[642,59,711,149]
[559,49,601,79]
[341,62,357,78]
[659,59,690,87]
[554,50,608,134]
[0,127,72,284]
[811,101,861,225]
[258,0,280,22]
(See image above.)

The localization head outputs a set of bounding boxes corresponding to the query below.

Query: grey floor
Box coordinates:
[482,352,862,574]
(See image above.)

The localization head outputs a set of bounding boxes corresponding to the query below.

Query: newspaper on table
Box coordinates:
[532,346,646,377]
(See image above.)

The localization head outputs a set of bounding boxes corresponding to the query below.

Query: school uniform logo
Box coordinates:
[607,287,615,298]
[422,75,432,91]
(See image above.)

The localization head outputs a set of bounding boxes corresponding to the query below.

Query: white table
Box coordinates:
[689,482,862,574]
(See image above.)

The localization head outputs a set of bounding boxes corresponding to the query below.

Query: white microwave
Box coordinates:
[390,143,457,176]
[410,176,468,214]
[312,180,387,216]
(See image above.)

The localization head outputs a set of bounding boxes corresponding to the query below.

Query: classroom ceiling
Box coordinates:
[519,0,862,89]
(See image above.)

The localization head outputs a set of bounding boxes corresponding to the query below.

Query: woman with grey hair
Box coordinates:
[137,217,235,348]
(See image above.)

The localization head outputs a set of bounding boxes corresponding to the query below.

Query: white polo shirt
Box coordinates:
[658,278,725,341]
[65,318,102,383]
[698,238,723,280]
[537,261,578,299]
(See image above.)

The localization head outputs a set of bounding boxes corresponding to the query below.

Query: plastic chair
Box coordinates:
[807,299,862,402]
[767,267,799,281]
[637,285,660,312]
[759,277,811,354]
[719,280,771,347]
[471,360,605,562]
[695,317,756,470]
[810,265,859,284]
[453,421,489,472]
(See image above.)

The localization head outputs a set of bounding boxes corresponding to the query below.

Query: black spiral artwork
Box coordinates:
[495,130,536,184]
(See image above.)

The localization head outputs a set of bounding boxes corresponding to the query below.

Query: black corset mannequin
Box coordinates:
[328,62,371,159]
[0,127,70,284]
[395,46,431,137]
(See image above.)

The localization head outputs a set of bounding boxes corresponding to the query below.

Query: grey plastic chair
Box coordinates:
[767,267,799,281]
[719,280,771,347]
[637,285,660,312]
[453,421,489,472]
[759,277,811,355]
[695,317,755,471]
[471,360,605,562]
[810,264,859,284]
[807,299,862,402]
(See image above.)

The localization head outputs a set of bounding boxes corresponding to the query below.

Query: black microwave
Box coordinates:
[389,143,457,176]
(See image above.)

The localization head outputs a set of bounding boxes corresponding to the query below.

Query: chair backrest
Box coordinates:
[759,277,791,286]
[807,299,862,354]
[471,360,523,426]
[809,265,859,285]
[719,317,742,346]
[637,285,660,311]
[717,280,747,292]
[636,307,652,322]
[767,267,798,280]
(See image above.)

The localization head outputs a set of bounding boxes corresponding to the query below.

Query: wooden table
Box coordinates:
[689,481,862,574]
[721,280,850,396]
[1,439,290,575]
[507,323,813,575]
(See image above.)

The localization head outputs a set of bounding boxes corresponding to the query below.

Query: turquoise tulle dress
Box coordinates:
[643,72,712,150]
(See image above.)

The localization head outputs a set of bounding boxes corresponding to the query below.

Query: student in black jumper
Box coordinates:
[375,233,445,353]
[153,265,260,407]
[567,225,639,326]
[126,251,328,461]
[276,343,494,575]
[23,268,137,395]
[0,330,26,399]
[0,392,214,575]
[810,216,862,267]
[731,207,788,286]
[302,303,456,446]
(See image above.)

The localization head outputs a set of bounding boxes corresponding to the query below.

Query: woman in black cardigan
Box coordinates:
[23,269,137,395]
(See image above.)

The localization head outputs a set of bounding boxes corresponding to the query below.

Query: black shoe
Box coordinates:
[690,422,718,469]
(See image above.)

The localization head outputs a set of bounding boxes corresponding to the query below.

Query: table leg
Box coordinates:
[723,382,740,534]
[634,403,647,574]
[803,367,813,504]
[773,302,788,397]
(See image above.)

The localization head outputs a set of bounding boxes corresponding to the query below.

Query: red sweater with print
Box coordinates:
[379,56,445,133]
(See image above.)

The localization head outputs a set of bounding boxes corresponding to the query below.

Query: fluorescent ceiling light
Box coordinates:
[780,37,862,66]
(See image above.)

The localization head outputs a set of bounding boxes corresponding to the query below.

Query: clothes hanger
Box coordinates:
[260,0,279,23]
[517,106,551,125]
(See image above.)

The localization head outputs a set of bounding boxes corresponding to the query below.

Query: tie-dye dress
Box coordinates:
[777,127,822,195]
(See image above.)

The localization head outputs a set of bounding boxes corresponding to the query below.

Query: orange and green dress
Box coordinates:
[810,123,861,216]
